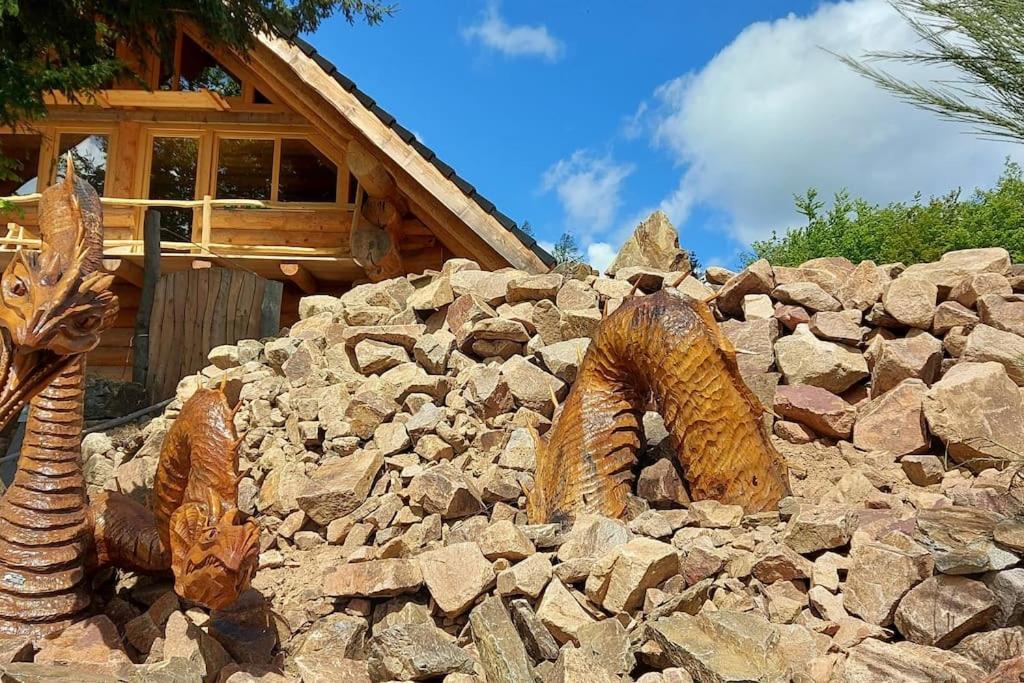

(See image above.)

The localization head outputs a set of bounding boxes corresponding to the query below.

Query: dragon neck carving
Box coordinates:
[0,167,257,637]
[527,290,791,525]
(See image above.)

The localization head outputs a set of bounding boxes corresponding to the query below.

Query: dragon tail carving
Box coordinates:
[527,290,790,524]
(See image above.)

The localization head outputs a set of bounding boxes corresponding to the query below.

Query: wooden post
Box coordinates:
[200,194,213,254]
[259,280,284,338]
[132,209,161,386]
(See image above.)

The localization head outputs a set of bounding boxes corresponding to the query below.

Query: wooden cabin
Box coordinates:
[0,23,552,398]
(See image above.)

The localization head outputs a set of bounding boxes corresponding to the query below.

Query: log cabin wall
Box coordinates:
[0,22,538,384]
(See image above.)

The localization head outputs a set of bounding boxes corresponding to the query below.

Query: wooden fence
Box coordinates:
[146,267,282,400]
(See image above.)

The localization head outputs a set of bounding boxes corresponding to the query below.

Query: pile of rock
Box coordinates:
[20,243,1024,682]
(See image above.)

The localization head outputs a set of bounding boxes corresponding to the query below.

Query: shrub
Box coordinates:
[746,160,1024,266]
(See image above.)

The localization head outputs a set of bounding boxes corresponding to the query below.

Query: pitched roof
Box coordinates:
[276,31,555,270]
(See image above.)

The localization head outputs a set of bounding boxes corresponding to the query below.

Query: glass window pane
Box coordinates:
[148,137,199,242]
[278,139,337,203]
[55,133,108,195]
[216,138,273,200]
[166,34,242,97]
[0,134,42,196]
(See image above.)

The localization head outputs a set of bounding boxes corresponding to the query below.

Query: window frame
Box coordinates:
[140,129,208,242]
[209,132,343,207]
[0,124,118,198]
[211,133,278,201]
[48,128,117,196]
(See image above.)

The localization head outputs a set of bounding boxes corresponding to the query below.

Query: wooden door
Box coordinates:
[146,267,282,400]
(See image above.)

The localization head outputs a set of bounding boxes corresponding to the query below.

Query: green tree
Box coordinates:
[0,0,393,132]
[746,159,1024,266]
[840,0,1024,142]
[553,232,582,265]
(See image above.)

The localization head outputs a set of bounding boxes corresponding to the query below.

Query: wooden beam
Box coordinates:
[102,258,145,288]
[250,36,549,274]
[132,210,161,386]
[280,262,318,295]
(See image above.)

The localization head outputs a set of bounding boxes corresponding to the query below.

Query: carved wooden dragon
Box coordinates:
[527,291,791,524]
[0,167,258,637]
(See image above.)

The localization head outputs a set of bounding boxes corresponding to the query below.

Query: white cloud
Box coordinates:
[462,2,564,62]
[540,150,635,235]
[587,242,617,272]
[643,0,1021,244]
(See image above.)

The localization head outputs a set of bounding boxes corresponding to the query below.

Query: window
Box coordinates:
[253,89,273,105]
[278,139,337,203]
[216,138,273,200]
[164,34,241,98]
[148,137,199,242]
[54,133,109,195]
[0,134,42,196]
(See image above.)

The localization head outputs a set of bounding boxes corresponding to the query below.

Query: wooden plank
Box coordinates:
[100,89,231,111]
[260,280,284,338]
[280,263,317,295]
[132,210,161,385]
[249,275,266,338]
[145,274,167,399]
[235,272,257,343]
[253,36,549,274]
[212,267,231,349]
[199,269,220,373]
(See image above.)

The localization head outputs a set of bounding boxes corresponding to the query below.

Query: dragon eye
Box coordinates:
[7,277,27,298]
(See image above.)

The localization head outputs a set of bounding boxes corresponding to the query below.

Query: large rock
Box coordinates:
[773,385,856,439]
[772,282,841,312]
[775,324,868,393]
[883,276,938,329]
[852,379,930,456]
[900,247,1011,293]
[417,542,495,617]
[469,597,534,683]
[585,538,679,613]
[606,210,691,277]
[923,362,1024,470]
[842,639,985,682]
[366,623,474,681]
[915,506,1018,574]
[717,259,775,317]
[720,318,780,376]
[536,578,596,644]
[870,333,942,395]
[894,575,997,648]
[961,323,1024,385]
[978,292,1024,337]
[297,449,383,525]
[646,611,799,683]
[34,616,134,679]
[325,559,423,598]
[407,463,485,519]
[837,260,889,311]
[500,355,567,416]
[844,539,934,626]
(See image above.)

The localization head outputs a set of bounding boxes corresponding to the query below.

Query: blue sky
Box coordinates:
[309,1,1022,270]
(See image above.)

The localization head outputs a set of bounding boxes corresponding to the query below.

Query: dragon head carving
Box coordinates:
[169,490,260,610]
[0,161,118,427]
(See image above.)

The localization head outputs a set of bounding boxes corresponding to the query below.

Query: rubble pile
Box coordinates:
[15,241,1024,682]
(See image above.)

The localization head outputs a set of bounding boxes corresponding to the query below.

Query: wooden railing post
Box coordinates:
[132,209,161,386]
[200,194,213,254]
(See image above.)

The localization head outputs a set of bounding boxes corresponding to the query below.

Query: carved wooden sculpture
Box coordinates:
[0,167,120,636]
[0,168,257,637]
[527,291,791,524]
[90,388,259,611]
